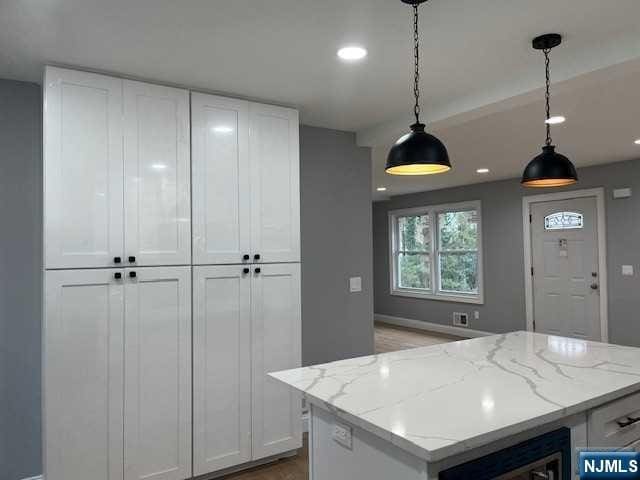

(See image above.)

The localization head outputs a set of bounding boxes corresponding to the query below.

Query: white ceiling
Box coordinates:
[1,0,640,198]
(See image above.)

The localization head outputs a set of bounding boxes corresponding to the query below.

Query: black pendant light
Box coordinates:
[521,34,577,187]
[386,0,451,176]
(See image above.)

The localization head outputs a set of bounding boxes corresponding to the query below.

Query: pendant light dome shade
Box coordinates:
[521,145,577,187]
[386,122,451,175]
[522,33,578,188]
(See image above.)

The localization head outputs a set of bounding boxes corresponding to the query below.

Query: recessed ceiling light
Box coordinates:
[337,46,367,61]
[545,116,566,125]
[376,186,387,192]
[634,139,640,145]
[476,168,490,174]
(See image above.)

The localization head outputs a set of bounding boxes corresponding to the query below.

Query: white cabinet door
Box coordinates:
[249,104,300,263]
[192,93,250,265]
[251,263,302,459]
[124,81,191,267]
[124,266,191,480]
[44,67,124,269]
[44,269,124,480]
[193,265,252,475]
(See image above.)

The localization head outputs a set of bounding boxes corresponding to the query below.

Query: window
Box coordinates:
[389,201,483,304]
[544,211,583,230]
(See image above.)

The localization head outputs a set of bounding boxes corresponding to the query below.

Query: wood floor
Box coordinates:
[219,322,461,480]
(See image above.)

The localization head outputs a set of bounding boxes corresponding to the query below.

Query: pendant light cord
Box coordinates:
[544,48,552,146]
[413,4,421,125]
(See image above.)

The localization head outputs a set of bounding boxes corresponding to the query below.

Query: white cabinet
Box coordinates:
[44,67,191,269]
[44,269,124,480]
[124,266,192,480]
[193,263,302,475]
[251,263,302,459]
[191,94,250,265]
[44,67,124,269]
[250,104,300,264]
[193,265,252,474]
[191,95,300,265]
[124,81,191,266]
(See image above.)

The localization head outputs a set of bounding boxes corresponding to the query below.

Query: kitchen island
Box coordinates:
[270,331,640,479]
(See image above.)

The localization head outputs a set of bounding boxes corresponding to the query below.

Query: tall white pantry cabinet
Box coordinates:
[43,67,302,480]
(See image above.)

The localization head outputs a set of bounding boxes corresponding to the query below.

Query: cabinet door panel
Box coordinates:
[249,104,300,263]
[193,266,251,475]
[192,93,250,265]
[44,269,124,480]
[251,263,302,459]
[124,267,191,480]
[44,67,124,268]
[124,81,191,266]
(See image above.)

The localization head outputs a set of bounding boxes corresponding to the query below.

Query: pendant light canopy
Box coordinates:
[521,34,577,187]
[386,0,451,176]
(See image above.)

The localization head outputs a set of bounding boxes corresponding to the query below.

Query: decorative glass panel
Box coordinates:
[544,211,583,230]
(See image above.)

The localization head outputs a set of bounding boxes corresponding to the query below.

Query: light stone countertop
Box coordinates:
[270,331,640,462]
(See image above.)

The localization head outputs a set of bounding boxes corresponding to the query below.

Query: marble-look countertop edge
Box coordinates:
[269,373,640,463]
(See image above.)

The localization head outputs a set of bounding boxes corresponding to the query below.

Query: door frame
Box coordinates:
[522,187,608,342]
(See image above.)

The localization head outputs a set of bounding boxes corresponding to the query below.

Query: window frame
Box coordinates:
[388,200,484,305]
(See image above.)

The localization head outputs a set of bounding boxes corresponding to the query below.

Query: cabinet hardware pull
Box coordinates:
[254,254,261,260]
[114,272,122,279]
[128,256,136,263]
[243,268,250,274]
[129,271,137,278]
[254,267,261,274]
[243,254,250,260]
[114,256,122,263]
[616,416,640,428]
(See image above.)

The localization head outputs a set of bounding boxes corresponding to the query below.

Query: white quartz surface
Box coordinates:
[270,332,640,462]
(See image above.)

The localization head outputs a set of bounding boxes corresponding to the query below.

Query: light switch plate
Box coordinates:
[349,276,362,293]
[622,265,634,276]
[332,422,352,449]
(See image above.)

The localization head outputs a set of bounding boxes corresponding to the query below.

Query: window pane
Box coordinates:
[439,252,478,293]
[398,253,431,290]
[398,215,430,252]
[438,210,478,250]
[544,211,583,230]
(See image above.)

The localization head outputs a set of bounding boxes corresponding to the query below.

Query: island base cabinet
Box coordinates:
[193,263,302,476]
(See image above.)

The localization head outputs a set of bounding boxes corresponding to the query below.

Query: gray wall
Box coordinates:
[300,125,374,365]
[0,79,42,480]
[373,159,640,347]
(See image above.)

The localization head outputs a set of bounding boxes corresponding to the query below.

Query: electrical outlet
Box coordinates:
[332,422,352,449]
[474,310,480,321]
[453,312,469,327]
[349,276,362,293]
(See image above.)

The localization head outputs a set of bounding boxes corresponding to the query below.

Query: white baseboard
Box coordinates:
[374,313,492,339]
[21,476,43,480]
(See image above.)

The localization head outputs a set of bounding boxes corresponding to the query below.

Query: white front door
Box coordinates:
[530,196,601,340]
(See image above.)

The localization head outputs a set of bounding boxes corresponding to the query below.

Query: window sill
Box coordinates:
[390,289,484,305]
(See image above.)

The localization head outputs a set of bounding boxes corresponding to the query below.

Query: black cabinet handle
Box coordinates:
[243,254,250,261]
[243,268,250,274]
[254,267,261,274]
[114,256,122,264]
[129,271,137,278]
[114,272,122,279]
[128,256,136,263]
[617,416,640,428]
[254,254,261,260]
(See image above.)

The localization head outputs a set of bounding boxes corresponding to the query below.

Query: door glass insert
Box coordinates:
[544,211,583,230]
